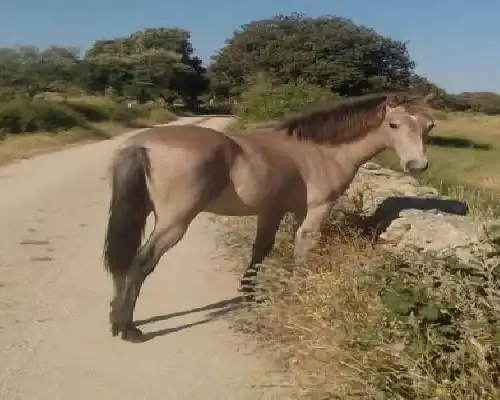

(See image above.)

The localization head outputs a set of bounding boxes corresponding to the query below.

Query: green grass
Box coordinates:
[376,112,500,217]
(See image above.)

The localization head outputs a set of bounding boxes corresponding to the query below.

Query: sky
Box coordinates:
[1,0,498,93]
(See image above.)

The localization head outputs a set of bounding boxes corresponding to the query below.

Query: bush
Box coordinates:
[235,79,339,123]
[0,97,164,135]
[0,99,90,134]
[60,100,110,122]
[107,103,144,123]
[146,107,177,124]
[60,97,148,124]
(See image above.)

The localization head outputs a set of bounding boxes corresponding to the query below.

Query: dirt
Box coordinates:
[0,117,289,399]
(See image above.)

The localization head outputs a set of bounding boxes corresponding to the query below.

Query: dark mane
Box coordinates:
[275,93,389,145]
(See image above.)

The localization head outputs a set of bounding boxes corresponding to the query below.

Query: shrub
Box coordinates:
[0,99,89,134]
[107,103,145,124]
[61,100,110,122]
[0,97,163,135]
[235,79,339,123]
[146,107,177,124]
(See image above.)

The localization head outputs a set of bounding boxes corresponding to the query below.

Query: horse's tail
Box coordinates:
[103,144,152,277]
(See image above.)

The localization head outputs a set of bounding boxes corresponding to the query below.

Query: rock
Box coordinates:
[361,161,382,170]
[337,161,499,264]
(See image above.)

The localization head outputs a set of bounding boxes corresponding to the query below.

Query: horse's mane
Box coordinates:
[275,93,389,145]
[274,92,433,145]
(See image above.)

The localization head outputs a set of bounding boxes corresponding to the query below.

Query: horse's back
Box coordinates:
[122,125,241,214]
[128,124,230,151]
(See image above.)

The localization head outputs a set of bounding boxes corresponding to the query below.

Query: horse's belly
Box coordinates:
[204,184,263,216]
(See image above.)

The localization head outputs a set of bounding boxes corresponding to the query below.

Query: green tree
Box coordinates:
[208,13,416,98]
[84,27,208,106]
[0,45,81,99]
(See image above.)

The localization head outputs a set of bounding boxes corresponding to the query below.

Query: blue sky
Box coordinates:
[1,0,498,93]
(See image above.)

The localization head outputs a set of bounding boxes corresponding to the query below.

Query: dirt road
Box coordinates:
[0,117,287,400]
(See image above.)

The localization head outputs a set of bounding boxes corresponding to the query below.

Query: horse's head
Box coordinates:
[383,104,432,173]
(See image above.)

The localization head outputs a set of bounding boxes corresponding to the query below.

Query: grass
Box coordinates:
[219,111,500,399]
[375,111,500,217]
[0,95,177,165]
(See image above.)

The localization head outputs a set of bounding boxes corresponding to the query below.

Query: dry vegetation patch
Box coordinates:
[217,211,500,399]
[218,111,500,399]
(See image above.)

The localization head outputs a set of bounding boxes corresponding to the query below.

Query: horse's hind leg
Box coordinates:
[111,214,191,341]
[109,275,125,335]
[239,211,284,296]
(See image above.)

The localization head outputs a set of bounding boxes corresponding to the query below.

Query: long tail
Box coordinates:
[103,144,152,277]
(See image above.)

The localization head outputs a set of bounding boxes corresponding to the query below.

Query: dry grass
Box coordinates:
[219,215,500,399]
[219,111,500,399]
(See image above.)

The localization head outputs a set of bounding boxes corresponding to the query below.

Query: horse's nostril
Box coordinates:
[405,159,428,172]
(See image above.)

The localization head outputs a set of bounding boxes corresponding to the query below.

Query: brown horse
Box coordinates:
[103,93,434,341]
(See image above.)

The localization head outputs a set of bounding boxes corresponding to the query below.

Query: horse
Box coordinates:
[103,92,434,342]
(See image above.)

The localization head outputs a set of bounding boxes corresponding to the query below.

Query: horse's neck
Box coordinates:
[324,130,387,171]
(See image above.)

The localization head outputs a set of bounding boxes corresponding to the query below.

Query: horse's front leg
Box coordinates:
[239,211,284,296]
[293,202,334,265]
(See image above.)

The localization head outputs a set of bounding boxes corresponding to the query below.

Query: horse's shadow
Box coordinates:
[359,195,469,239]
[428,135,491,150]
[134,296,244,342]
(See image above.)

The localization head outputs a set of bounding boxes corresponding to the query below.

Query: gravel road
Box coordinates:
[0,116,288,400]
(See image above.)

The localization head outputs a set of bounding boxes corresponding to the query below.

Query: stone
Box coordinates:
[337,162,499,264]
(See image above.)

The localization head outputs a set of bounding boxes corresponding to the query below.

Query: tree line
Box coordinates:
[0,27,208,108]
[1,14,499,118]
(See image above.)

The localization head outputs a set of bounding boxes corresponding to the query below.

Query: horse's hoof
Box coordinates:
[238,283,256,293]
[110,322,120,337]
[241,291,256,302]
[120,325,145,343]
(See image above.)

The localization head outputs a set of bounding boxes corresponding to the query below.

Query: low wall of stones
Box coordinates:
[332,162,500,266]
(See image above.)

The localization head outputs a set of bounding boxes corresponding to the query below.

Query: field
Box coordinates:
[220,110,500,399]
[376,111,500,217]
[0,95,177,165]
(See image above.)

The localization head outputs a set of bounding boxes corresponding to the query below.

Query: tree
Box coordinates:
[208,13,416,98]
[0,45,81,99]
[0,27,208,109]
[84,28,208,105]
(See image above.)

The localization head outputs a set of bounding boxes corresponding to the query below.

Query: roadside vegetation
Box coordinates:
[213,14,500,399]
[0,27,208,162]
[223,81,500,399]
[4,11,500,398]
[0,95,176,163]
